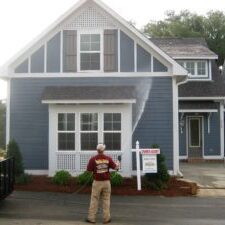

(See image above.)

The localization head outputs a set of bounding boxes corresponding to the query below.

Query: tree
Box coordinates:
[0,101,6,149]
[7,139,24,176]
[144,10,225,66]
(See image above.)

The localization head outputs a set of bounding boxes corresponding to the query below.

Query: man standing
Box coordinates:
[86,144,120,224]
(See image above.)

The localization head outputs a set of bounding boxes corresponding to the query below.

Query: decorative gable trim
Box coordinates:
[0,0,187,78]
[62,1,117,30]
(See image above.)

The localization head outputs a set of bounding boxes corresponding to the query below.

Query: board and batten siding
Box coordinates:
[14,29,168,74]
[10,77,173,170]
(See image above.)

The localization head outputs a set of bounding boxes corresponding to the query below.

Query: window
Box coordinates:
[80,34,101,71]
[103,113,121,150]
[186,62,195,75]
[80,113,98,150]
[178,60,208,77]
[58,113,75,151]
[197,61,206,75]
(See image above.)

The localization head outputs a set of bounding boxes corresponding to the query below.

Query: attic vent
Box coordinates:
[63,4,117,29]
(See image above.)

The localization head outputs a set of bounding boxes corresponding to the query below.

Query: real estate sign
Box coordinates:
[141,148,160,173]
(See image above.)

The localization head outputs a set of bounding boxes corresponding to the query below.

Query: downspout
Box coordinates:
[173,74,189,178]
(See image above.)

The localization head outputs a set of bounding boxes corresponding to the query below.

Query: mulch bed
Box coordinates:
[15,176,198,197]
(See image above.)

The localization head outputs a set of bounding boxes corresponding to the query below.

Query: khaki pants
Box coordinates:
[88,180,111,222]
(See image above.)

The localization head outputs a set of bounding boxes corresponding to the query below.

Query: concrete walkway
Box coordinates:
[180,162,225,197]
[1,191,225,225]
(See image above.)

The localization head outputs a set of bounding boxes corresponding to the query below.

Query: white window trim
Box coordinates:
[77,30,103,72]
[179,60,209,78]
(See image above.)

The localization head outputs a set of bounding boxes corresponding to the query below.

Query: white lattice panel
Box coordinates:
[63,3,117,29]
[57,153,76,170]
[80,154,95,171]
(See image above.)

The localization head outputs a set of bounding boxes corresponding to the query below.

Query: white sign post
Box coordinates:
[135,141,141,191]
[134,141,160,191]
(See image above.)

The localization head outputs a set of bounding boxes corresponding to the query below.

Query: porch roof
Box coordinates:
[179,101,218,111]
[41,86,136,104]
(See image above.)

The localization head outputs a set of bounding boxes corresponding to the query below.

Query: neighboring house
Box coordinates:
[152,38,225,161]
[0,0,188,176]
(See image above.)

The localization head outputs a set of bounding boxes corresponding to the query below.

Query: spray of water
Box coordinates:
[132,78,153,133]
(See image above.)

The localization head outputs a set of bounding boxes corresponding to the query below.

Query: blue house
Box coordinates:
[3,0,221,177]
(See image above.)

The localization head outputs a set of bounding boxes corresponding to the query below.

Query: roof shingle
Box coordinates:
[150,37,217,58]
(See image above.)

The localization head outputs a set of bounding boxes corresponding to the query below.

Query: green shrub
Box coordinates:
[77,171,93,185]
[110,171,123,186]
[0,148,6,159]
[16,173,31,185]
[6,139,24,176]
[52,170,72,185]
[143,144,170,191]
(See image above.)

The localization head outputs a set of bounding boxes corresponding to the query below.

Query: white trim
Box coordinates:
[28,57,31,73]
[25,170,49,175]
[78,31,103,72]
[60,30,63,73]
[6,79,11,145]
[44,42,47,73]
[186,79,212,82]
[207,112,212,134]
[7,72,171,78]
[118,29,120,72]
[186,116,204,158]
[179,97,225,100]
[209,60,212,80]
[203,156,224,160]
[134,42,137,72]
[179,109,218,113]
[42,99,136,104]
[220,102,224,158]
[173,56,218,60]
[172,77,179,175]
[179,156,188,160]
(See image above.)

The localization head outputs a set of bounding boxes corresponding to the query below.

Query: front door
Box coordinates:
[188,117,203,158]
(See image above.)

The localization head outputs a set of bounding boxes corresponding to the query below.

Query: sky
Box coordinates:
[0,0,225,100]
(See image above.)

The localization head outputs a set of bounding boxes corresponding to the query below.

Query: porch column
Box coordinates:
[220,102,224,158]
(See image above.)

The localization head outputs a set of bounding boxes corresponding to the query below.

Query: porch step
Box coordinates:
[188,158,204,163]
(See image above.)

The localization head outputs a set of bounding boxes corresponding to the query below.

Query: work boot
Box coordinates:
[103,219,111,224]
[85,218,96,224]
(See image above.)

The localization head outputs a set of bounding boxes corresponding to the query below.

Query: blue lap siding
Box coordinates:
[10,77,173,170]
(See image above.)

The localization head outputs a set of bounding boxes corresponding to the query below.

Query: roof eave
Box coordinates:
[173,56,218,60]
